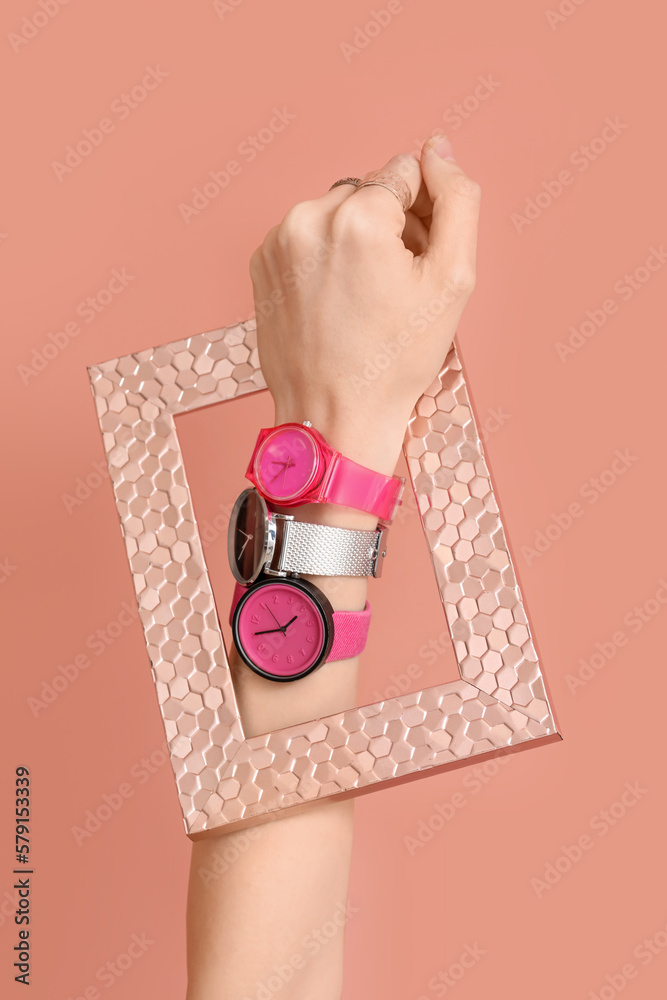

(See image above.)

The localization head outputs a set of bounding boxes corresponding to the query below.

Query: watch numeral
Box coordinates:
[287,655,294,664]
[272,654,279,662]
[258,644,270,656]
[306,620,315,627]
[299,648,306,656]
[299,605,307,613]
[306,636,315,644]
[272,594,280,604]
[287,596,295,604]
[251,615,260,624]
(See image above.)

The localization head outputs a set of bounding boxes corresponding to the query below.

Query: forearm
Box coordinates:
[186,450,402,1000]
[186,796,355,1000]
[187,568,360,1000]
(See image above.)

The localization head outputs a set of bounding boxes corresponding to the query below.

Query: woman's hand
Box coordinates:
[249,134,481,476]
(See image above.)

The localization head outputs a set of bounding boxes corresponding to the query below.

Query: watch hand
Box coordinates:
[280,456,296,489]
[269,458,294,483]
[261,602,283,629]
[237,530,252,558]
[282,615,297,630]
[253,626,286,636]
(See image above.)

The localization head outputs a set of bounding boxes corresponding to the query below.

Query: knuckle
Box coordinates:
[445,262,476,297]
[277,200,319,248]
[331,201,377,241]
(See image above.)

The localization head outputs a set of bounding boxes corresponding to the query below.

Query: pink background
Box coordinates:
[3,1,666,997]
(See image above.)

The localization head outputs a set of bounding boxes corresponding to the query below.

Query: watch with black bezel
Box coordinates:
[229,577,371,681]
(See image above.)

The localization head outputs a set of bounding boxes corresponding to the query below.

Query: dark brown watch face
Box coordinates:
[227,489,268,584]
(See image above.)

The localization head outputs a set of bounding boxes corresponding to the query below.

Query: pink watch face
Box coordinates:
[234,581,328,680]
[254,426,320,502]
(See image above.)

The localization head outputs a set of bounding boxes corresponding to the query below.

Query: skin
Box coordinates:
[186,133,481,1000]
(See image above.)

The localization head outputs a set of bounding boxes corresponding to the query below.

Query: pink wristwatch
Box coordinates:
[246,421,404,526]
[229,580,371,681]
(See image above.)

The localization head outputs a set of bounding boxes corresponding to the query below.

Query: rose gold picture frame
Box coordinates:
[87,319,561,839]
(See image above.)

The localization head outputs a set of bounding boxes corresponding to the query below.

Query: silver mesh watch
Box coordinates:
[228,488,387,584]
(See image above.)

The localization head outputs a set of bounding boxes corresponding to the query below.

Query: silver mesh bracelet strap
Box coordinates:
[277,520,385,577]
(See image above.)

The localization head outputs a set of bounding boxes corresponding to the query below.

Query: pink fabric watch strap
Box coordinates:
[324,453,404,525]
[229,582,371,663]
[327,601,372,661]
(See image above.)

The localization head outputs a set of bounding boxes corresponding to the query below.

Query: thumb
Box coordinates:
[419,134,481,288]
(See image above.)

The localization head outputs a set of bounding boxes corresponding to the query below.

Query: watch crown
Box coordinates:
[302,420,312,427]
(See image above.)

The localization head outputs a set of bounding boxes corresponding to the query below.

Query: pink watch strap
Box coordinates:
[328,601,372,661]
[229,582,371,663]
[324,453,404,525]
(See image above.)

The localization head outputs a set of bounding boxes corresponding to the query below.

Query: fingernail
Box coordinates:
[428,133,456,161]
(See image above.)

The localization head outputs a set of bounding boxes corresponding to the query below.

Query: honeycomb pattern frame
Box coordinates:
[87,319,561,839]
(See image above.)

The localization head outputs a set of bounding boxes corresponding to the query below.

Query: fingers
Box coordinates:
[345,152,422,239]
[410,175,435,226]
[402,210,430,256]
[259,140,478,279]
[419,135,481,291]
[298,153,424,245]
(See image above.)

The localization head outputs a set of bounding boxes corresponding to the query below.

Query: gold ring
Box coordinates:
[355,170,412,212]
